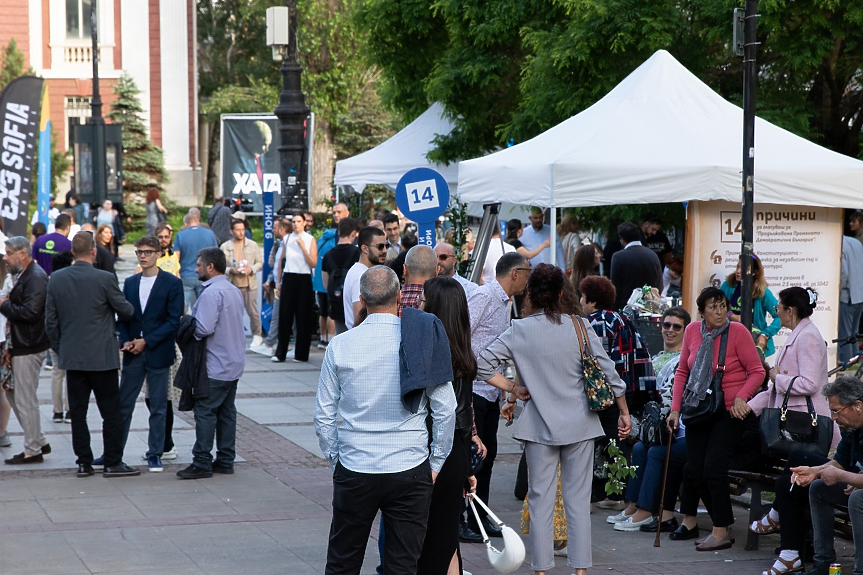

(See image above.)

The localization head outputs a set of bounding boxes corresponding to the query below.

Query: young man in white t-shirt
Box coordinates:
[114,236,184,473]
[341,226,387,331]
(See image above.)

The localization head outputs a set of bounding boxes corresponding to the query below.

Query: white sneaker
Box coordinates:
[614,516,655,531]
[249,344,272,356]
[606,510,631,524]
[250,335,263,348]
[271,356,282,363]
[142,447,178,461]
[553,545,568,557]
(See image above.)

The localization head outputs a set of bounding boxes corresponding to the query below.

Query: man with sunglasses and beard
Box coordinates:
[342,227,387,331]
[434,242,476,297]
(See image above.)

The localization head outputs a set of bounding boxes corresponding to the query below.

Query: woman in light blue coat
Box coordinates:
[476,264,631,575]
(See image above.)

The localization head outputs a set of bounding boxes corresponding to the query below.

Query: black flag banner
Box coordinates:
[0,76,44,237]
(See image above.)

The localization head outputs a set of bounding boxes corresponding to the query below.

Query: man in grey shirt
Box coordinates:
[177,247,246,479]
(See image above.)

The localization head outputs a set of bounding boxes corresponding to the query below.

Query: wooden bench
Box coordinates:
[729,468,852,551]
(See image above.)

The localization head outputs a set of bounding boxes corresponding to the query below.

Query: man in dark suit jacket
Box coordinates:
[117,236,183,473]
[609,221,663,310]
[45,232,137,478]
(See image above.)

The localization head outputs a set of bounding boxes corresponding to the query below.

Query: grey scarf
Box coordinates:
[682,320,729,407]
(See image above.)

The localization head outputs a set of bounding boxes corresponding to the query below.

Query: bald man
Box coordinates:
[398,245,437,313]
[434,242,477,297]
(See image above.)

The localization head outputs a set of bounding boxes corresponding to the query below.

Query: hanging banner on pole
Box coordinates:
[261,188,275,333]
[395,167,450,248]
[0,76,44,237]
[36,87,52,226]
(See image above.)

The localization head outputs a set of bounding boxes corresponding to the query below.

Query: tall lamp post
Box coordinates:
[268,3,310,214]
[88,0,106,204]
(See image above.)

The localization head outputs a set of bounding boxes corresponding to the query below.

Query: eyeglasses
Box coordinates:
[773,304,787,315]
[830,403,856,417]
[135,250,159,257]
[372,243,388,251]
[438,254,453,261]
[514,267,530,273]
[661,322,683,332]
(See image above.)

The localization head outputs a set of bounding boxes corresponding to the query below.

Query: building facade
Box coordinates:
[0,0,202,205]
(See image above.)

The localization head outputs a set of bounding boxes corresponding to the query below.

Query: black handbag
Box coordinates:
[759,376,833,457]
[680,327,728,425]
[638,401,673,447]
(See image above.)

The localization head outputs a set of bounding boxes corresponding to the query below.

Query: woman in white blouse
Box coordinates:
[273,213,318,362]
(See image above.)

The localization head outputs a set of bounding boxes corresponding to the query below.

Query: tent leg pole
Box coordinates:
[550,207,557,268]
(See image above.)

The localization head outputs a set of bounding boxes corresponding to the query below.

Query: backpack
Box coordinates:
[326,247,357,322]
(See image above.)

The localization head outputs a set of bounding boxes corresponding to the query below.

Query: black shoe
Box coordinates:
[212,462,234,475]
[458,522,483,543]
[177,464,213,479]
[4,452,43,464]
[482,516,504,538]
[669,524,700,541]
[640,516,679,533]
[803,565,830,575]
[103,462,142,477]
[41,443,51,455]
[53,412,63,423]
[76,464,95,478]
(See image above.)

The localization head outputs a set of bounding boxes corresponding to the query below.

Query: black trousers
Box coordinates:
[326,460,434,575]
[774,450,831,551]
[66,370,124,467]
[467,394,500,528]
[417,432,470,575]
[684,410,749,527]
[277,273,314,362]
[145,398,175,452]
[592,403,623,502]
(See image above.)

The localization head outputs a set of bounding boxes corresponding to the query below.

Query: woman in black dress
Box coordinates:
[417,276,479,575]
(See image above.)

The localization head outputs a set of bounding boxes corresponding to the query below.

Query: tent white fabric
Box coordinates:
[457,50,863,209]
[333,102,531,221]
[334,102,458,191]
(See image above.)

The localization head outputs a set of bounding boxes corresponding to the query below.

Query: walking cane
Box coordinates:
[654,434,675,548]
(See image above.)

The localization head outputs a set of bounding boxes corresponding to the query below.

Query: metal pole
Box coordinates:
[88,0,106,204]
[274,0,310,214]
[739,0,757,331]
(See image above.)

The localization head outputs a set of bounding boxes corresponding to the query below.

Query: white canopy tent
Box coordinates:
[334,102,531,221]
[457,49,863,210]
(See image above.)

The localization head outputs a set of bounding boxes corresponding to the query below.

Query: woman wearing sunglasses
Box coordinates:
[739,287,840,575]
[608,307,694,533]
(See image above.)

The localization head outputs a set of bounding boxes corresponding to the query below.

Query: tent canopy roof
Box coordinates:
[457,50,863,209]
[334,102,458,190]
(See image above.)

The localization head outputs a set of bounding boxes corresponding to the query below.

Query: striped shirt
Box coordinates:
[468,280,511,402]
[314,313,456,473]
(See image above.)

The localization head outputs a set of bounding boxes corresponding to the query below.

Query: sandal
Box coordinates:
[750,512,780,535]
[762,556,802,575]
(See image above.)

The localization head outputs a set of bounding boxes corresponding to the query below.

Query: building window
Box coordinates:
[65,97,92,150]
[66,0,94,40]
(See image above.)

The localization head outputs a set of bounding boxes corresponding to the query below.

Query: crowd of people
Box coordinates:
[309,207,862,575]
[13,197,863,575]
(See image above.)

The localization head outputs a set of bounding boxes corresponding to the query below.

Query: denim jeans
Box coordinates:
[118,354,168,458]
[191,377,238,471]
[625,438,688,513]
[181,277,203,312]
[838,301,863,363]
[810,478,863,573]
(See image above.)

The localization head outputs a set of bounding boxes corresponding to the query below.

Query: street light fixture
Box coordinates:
[267,3,311,214]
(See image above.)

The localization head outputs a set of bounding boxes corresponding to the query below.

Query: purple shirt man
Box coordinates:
[33,213,73,275]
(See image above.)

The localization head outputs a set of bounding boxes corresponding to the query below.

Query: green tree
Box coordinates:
[355,0,863,162]
[107,73,168,203]
[0,38,71,197]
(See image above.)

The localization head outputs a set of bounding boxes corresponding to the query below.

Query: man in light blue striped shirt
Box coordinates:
[315,265,456,575]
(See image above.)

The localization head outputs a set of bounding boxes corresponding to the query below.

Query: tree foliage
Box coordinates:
[107,73,168,202]
[355,0,863,162]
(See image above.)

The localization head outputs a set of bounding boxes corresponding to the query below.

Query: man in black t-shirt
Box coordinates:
[321,218,360,333]
[640,214,673,265]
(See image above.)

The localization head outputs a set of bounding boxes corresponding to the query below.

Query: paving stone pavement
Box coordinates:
[0,245,853,574]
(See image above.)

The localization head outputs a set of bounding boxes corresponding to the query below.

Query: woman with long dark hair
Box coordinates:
[417,276,479,575]
[570,244,600,299]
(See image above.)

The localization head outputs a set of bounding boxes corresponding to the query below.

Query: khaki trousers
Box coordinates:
[238,285,261,337]
[8,352,48,456]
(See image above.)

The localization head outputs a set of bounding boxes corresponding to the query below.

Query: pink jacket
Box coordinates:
[747,317,840,448]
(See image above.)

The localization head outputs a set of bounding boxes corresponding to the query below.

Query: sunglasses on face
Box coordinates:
[438,254,453,261]
[662,322,683,332]
[372,243,387,251]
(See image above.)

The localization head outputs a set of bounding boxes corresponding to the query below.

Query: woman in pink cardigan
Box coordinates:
[743,287,839,575]
[667,286,765,552]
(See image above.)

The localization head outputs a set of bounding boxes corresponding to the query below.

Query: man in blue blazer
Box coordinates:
[117,236,184,472]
